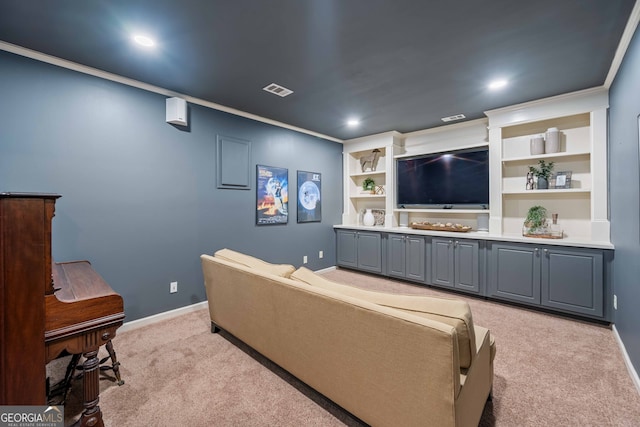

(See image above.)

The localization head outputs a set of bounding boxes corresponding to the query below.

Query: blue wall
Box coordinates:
[610,24,640,374]
[0,51,343,321]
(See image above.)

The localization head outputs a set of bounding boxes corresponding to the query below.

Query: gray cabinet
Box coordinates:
[488,241,605,319]
[357,232,383,273]
[336,228,610,321]
[336,229,358,268]
[541,247,603,318]
[388,234,425,282]
[431,237,480,294]
[336,229,383,274]
[488,242,540,304]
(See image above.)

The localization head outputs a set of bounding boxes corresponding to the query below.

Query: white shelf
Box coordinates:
[502,151,590,163]
[349,170,386,178]
[350,194,386,199]
[394,209,488,214]
[502,189,591,195]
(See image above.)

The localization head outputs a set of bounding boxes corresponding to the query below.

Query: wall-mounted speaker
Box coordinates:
[166,97,188,126]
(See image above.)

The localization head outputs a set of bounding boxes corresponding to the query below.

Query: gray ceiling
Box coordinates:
[0,1,636,140]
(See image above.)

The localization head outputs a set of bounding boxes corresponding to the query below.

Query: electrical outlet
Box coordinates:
[614,294,617,310]
[319,250,324,259]
[303,255,308,264]
[170,281,178,293]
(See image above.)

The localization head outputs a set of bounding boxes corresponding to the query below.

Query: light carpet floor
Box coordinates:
[50,268,640,426]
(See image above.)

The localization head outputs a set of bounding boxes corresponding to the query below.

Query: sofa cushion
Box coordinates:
[291,267,477,368]
[214,248,295,278]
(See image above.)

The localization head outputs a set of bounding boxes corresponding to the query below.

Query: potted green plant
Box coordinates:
[362,177,376,193]
[528,160,554,189]
[523,205,549,236]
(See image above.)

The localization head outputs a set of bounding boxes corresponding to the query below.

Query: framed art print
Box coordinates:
[297,170,321,223]
[256,165,288,225]
[550,171,572,189]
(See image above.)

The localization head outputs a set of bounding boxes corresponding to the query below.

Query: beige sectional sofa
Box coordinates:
[201,249,495,427]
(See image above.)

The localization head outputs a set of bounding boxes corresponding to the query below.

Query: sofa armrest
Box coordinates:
[214,248,295,277]
[455,326,494,426]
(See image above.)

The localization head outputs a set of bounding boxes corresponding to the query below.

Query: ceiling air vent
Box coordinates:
[263,83,293,97]
[441,114,466,122]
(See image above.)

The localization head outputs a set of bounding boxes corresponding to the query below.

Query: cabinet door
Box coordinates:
[541,247,604,318]
[488,242,541,304]
[388,234,406,278]
[357,231,383,273]
[431,237,454,288]
[336,230,358,268]
[406,236,426,282]
[454,239,480,293]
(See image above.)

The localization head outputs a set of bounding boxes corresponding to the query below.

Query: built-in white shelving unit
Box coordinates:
[342,132,402,227]
[341,87,610,246]
[486,87,609,242]
[343,120,490,229]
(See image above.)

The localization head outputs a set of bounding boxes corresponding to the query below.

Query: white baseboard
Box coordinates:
[613,324,640,395]
[314,265,337,274]
[119,301,208,333]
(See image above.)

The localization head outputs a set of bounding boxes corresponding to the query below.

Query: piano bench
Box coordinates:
[48,339,124,406]
[98,339,125,386]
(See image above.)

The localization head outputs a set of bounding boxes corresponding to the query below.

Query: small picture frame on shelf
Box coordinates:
[550,171,572,189]
[371,209,385,226]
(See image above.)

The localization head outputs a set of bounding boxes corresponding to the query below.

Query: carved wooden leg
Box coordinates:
[77,349,104,427]
[211,322,221,333]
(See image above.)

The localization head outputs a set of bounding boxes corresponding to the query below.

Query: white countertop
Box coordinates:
[333,224,614,250]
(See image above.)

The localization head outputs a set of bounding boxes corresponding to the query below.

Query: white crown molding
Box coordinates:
[0,41,343,144]
[605,0,640,88]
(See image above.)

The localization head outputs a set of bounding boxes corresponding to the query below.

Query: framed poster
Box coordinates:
[297,171,322,223]
[256,165,288,225]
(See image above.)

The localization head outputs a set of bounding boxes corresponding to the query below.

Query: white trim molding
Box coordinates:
[613,325,640,395]
[605,0,640,88]
[314,265,337,274]
[119,301,208,333]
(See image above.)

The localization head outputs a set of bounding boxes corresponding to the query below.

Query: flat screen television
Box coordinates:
[396,147,489,209]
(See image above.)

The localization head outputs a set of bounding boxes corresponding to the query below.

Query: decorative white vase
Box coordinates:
[363,209,375,226]
[545,127,560,153]
[530,135,545,155]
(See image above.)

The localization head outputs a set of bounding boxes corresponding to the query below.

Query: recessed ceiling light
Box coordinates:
[488,79,508,90]
[132,34,155,47]
[346,119,360,127]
